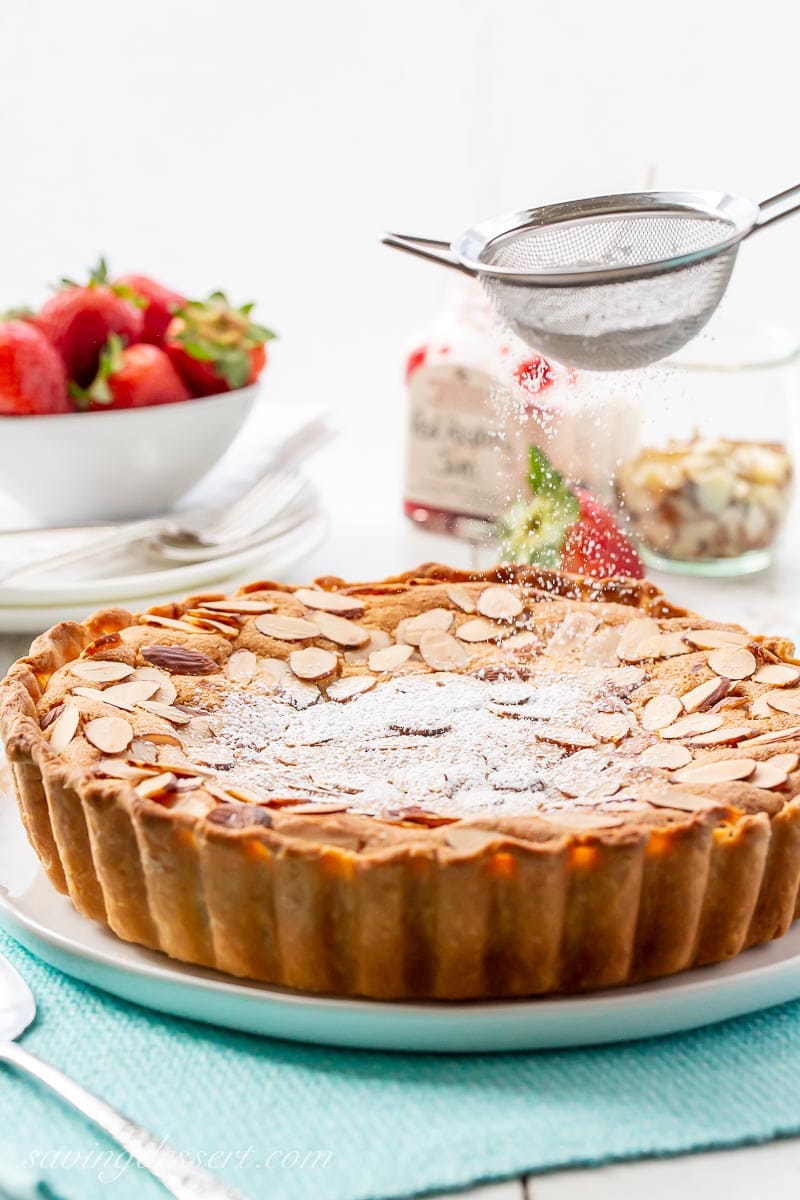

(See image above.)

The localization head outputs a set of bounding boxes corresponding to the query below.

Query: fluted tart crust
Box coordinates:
[2,563,800,1000]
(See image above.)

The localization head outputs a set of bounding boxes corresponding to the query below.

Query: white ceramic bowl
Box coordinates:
[0,385,259,524]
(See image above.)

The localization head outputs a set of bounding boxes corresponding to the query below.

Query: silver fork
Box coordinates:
[0,416,332,586]
[0,952,245,1199]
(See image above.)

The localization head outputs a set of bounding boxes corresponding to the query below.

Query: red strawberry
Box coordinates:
[561,489,644,579]
[72,335,192,410]
[498,447,644,579]
[165,292,274,396]
[514,355,556,395]
[405,346,428,381]
[115,274,185,348]
[37,260,144,386]
[0,320,70,415]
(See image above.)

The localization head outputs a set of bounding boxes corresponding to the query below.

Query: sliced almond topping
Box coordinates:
[97,758,158,781]
[48,705,80,754]
[279,678,321,709]
[136,772,178,799]
[396,608,454,646]
[202,780,240,805]
[607,666,647,691]
[41,704,65,730]
[683,628,750,650]
[344,628,392,664]
[289,647,339,682]
[534,723,598,749]
[418,630,469,672]
[256,657,289,685]
[636,632,692,660]
[137,700,193,726]
[368,643,415,672]
[647,789,727,811]
[707,646,757,680]
[137,731,184,748]
[671,758,756,785]
[546,812,624,830]
[285,802,349,816]
[444,826,502,854]
[750,695,774,719]
[640,743,693,770]
[642,694,682,732]
[129,738,158,762]
[455,617,511,643]
[151,760,216,779]
[185,615,241,638]
[750,761,790,789]
[199,598,276,615]
[765,691,800,717]
[753,663,800,687]
[186,607,240,627]
[326,675,376,702]
[588,712,630,742]
[104,680,161,707]
[685,725,753,747]
[132,667,178,705]
[445,584,476,613]
[505,630,539,653]
[616,617,659,662]
[311,611,370,648]
[581,626,621,667]
[586,778,622,800]
[660,713,723,740]
[139,614,199,635]
[70,659,133,683]
[740,725,800,747]
[255,613,319,641]
[547,612,600,657]
[222,784,267,804]
[476,585,524,622]
[84,716,134,754]
[294,587,366,618]
[72,685,124,707]
[717,696,748,712]
[681,676,731,714]
[225,649,258,684]
[771,752,800,773]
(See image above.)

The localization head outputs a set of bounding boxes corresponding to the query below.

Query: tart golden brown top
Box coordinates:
[3,563,800,999]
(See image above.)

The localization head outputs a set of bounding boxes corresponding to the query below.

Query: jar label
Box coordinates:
[405,364,516,518]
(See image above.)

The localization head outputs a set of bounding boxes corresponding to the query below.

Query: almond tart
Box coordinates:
[2,563,800,1000]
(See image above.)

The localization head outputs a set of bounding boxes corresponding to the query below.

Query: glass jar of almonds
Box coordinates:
[615,321,800,576]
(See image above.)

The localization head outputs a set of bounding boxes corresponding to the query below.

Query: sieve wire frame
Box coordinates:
[452,190,760,288]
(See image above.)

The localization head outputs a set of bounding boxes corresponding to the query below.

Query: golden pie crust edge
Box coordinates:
[1,561,799,1001]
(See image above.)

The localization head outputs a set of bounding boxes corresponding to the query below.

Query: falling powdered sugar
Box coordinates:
[209,667,646,819]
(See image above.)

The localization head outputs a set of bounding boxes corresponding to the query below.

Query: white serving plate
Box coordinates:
[2,762,800,1053]
[0,509,326,632]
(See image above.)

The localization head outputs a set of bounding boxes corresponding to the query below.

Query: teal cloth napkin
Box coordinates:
[2,928,800,1200]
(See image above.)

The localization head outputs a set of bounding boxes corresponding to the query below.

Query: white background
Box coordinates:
[1,0,799,428]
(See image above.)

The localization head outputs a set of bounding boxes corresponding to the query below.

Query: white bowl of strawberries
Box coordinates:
[0,263,274,523]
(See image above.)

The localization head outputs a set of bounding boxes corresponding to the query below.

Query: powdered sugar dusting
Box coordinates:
[208,667,649,818]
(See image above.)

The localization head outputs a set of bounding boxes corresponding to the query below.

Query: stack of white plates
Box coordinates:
[0,412,326,633]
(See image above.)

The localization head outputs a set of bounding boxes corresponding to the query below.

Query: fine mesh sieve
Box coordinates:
[383,185,800,370]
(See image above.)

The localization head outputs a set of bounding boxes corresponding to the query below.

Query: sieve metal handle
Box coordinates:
[754,182,800,232]
[381,233,476,276]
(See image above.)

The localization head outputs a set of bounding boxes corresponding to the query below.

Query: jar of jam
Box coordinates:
[403,283,642,540]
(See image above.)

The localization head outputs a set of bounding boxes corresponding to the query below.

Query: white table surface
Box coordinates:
[2,403,800,1197]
